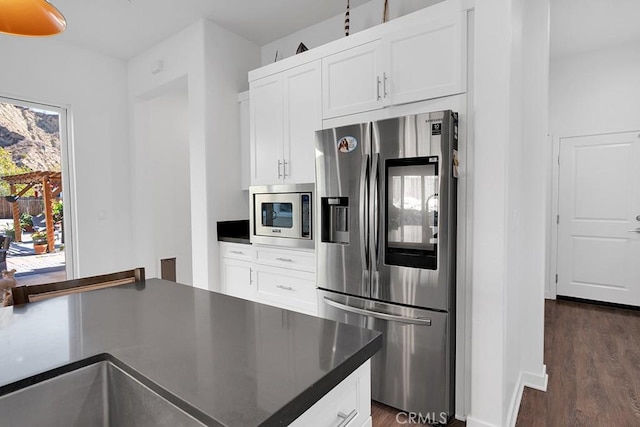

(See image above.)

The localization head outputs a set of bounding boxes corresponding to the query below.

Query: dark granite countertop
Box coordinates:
[0,279,381,426]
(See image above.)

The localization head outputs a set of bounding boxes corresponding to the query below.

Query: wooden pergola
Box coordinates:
[1,171,62,252]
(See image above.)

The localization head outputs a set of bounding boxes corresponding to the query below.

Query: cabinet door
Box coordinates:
[290,360,371,427]
[250,75,284,185]
[383,13,466,106]
[221,258,255,301]
[283,61,321,184]
[322,40,386,119]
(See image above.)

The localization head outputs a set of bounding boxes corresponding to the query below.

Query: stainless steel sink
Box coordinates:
[0,360,205,427]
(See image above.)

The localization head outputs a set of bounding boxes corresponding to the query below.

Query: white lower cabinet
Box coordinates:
[291,360,372,427]
[221,258,255,302]
[219,242,317,316]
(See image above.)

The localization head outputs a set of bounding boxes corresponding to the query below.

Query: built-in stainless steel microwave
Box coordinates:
[249,183,313,249]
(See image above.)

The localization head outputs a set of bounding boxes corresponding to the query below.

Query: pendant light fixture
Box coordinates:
[0,0,67,37]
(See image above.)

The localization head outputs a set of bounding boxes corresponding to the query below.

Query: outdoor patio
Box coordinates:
[1,219,66,286]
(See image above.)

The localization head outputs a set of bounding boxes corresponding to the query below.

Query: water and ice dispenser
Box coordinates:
[321,197,349,244]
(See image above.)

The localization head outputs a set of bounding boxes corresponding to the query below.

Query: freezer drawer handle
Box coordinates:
[337,409,358,427]
[323,297,432,326]
[277,285,294,291]
[275,257,294,262]
[230,250,245,255]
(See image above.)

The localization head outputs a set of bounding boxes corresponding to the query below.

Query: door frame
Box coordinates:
[0,94,78,279]
[547,135,560,299]
[549,130,640,300]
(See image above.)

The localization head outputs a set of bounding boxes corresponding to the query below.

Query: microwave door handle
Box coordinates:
[359,154,370,270]
[323,297,432,326]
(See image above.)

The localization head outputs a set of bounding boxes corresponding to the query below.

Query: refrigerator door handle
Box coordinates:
[359,154,370,269]
[323,297,432,326]
[370,153,380,271]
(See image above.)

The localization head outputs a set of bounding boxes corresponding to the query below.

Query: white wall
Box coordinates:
[260,0,443,65]
[467,0,510,423]
[147,83,193,284]
[547,39,640,298]
[549,41,640,137]
[203,21,258,283]
[0,36,133,278]
[468,0,549,426]
[128,20,260,290]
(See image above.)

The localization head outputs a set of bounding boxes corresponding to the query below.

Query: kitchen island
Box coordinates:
[0,278,381,426]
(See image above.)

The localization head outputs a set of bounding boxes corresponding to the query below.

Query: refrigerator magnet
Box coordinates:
[337,136,358,153]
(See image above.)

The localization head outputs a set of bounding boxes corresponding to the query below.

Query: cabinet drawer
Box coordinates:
[220,242,254,261]
[254,247,315,272]
[254,266,317,315]
[290,360,371,427]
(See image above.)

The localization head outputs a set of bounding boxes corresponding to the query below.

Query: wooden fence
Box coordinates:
[0,197,45,219]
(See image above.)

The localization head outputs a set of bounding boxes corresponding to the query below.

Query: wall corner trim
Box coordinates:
[506,366,549,427]
[523,365,548,392]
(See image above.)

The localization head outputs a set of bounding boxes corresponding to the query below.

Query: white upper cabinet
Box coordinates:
[283,61,322,184]
[250,61,321,186]
[250,75,284,185]
[382,13,466,106]
[321,12,466,119]
[322,40,387,119]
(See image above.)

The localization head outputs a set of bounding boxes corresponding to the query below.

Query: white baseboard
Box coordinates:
[506,365,549,427]
[466,416,499,427]
[544,291,556,300]
[523,365,548,392]
[506,372,526,427]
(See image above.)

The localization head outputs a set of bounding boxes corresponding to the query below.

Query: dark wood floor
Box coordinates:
[372,401,465,426]
[517,299,640,426]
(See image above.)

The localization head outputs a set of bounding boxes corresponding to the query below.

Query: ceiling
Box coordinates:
[551,0,640,59]
[52,0,370,60]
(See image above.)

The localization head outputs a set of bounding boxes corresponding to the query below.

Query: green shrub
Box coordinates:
[20,212,33,227]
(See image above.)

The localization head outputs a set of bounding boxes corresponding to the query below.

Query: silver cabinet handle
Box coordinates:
[276,285,294,291]
[230,250,245,255]
[627,228,640,233]
[249,268,253,285]
[275,257,293,262]
[283,159,288,178]
[376,76,381,101]
[383,72,388,98]
[337,409,358,427]
[323,297,432,325]
[277,160,282,178]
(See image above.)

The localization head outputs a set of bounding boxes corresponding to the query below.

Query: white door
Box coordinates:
[250,74,284,185]
[383,13,466,106]
[322,40,386,119]
[557,131,640,306]
[283,61,321,184]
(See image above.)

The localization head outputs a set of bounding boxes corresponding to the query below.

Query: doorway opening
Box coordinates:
[0,97,71,291]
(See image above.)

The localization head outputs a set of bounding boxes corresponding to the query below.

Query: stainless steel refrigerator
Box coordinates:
[316,111,458,419]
